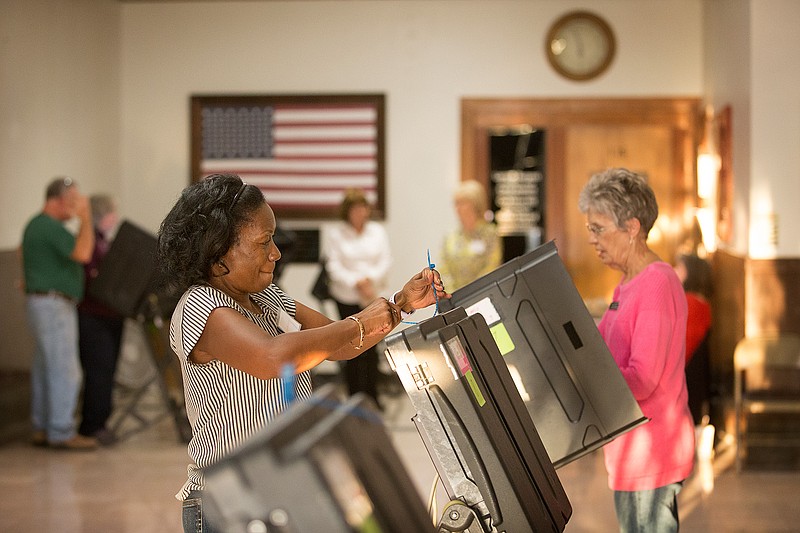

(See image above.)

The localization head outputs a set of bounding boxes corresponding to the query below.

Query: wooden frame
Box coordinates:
[545,11,616,81]
[190,93,385,220]
[717,105,733,245]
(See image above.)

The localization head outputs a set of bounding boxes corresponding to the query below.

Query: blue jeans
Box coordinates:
[182,491,221,533]
[614,482,683,533]
[27,294,82,443]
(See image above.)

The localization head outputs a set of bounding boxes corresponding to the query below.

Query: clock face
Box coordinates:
[546,12,615,81]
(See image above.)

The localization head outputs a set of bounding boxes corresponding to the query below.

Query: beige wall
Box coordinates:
[702,0,752,255]
[749,0,800,259]
[1,0,121,246]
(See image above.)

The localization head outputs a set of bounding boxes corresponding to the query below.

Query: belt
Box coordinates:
[28,290,78,304]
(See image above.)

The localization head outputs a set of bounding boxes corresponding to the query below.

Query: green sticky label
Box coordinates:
[490,322,515,356]
[465,370,486,407]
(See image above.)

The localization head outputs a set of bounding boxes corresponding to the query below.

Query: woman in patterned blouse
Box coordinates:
[157,174,447,533]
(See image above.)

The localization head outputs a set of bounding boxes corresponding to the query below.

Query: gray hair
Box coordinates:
[578,168,659,238]
[454,180,489,216]
[90,194,116,227]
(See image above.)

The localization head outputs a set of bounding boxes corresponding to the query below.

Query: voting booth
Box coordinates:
[438,240,647,468]
[203,384,435,533]
[385,307,573,532]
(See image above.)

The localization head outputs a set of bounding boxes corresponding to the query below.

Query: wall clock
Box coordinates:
[546,11,616,81]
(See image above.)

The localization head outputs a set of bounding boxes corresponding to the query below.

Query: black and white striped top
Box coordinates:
[170,284,313,501]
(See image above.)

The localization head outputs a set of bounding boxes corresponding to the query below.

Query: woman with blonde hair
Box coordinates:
[439,180,502,291]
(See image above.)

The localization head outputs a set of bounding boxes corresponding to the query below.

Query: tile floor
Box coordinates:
[1,377,800,533]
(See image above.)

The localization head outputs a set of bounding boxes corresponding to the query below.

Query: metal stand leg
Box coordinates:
[109,309,191,443]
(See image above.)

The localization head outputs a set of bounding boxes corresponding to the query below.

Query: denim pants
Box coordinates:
[182,491,221,533]
[614,482,683,533]
[27,295,82,442]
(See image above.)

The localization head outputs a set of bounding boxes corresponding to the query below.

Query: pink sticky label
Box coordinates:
[446,337,472,376]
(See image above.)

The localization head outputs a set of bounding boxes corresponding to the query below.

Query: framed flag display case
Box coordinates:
[190,94,385,220]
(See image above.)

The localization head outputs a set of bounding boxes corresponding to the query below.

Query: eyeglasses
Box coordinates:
[586,223,616,236]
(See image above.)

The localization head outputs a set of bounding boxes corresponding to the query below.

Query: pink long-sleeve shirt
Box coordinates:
[598,262,695,491]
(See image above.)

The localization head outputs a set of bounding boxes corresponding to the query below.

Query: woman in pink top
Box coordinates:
[578,168,695,533]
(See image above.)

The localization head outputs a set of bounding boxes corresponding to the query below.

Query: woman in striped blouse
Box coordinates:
[157,174,447,533]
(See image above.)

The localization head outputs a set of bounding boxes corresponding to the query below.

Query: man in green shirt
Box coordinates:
[21,177,95,449]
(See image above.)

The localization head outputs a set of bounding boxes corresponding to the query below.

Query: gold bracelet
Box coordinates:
[347,315,365,350]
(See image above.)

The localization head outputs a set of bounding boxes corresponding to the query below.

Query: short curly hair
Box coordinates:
[157,174,265,293]
[338,188,370,221]
[578,168,659,238]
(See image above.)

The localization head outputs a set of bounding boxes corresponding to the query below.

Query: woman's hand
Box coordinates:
[355,297,402,337]
[394,268,450,313]
[356,278,377,307]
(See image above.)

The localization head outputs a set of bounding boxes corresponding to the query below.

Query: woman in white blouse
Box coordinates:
[323,188,392,406]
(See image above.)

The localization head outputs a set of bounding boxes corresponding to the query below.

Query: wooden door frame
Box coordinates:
[461,97,701,249]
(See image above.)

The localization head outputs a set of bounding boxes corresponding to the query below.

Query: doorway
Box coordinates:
[461,97,700,307]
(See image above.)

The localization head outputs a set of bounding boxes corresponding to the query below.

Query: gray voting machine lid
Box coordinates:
[438,240,648,468]
[203,384,435,533]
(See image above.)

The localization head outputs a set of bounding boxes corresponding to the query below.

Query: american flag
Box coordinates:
[198,102,381,217]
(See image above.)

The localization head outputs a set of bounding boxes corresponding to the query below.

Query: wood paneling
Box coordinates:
[0,250,34,371]
[712,251,800,381]
[747,258,800,337]
[711,250,745,382]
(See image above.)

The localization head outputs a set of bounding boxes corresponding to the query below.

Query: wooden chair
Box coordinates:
[734,334,800,472]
